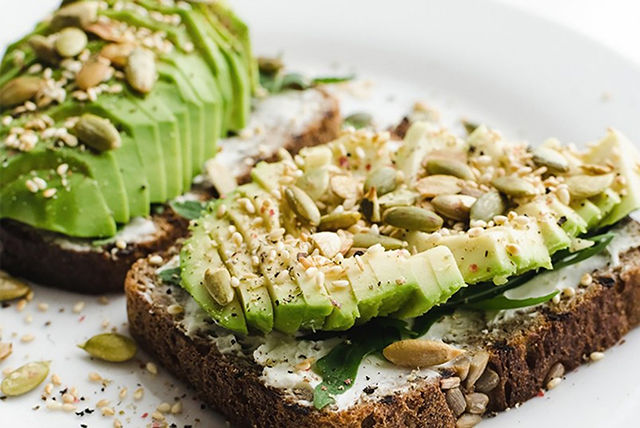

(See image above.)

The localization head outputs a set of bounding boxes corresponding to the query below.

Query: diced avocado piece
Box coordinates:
[322,259,360,331]
[571,199,602,228]
[0,170,116,237]
[238,185,281,231]
[252,161,288,193]
[545,196,588,237]
[179,219,247,335]
[516,200,572,254]
[205,211,274,334]
[584,130,640,226]
[590,188,621,220]
[500,224,552,274]
[437,231,516,284]
[394,246,465,319]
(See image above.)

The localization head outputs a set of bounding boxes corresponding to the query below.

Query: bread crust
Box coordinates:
[125,245,640,427]
[0,90,340,294]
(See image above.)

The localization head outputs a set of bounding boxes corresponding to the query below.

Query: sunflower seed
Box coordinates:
[531,147,569,172]
[383,339,463,367]
[1,361,50,396]
[0,274,31,302]
[415,175,461,197]
[28,35,59,65]
[566,173,615,200]
[465,351,489,389]
[352,232,406,250]
[54,27,87,58]
[431,194,476,221]
[491,175,538,197]
[285,186,321,225]
[446,387,467,416]
[78,333,137,362]
[465,392,489,414]
[76,57,111,90]
[203,267,234,306]
[469,191,505,222]
[383,206,444,232]
[456,414,482,428]
[74,114,121,152]
[474,368,499,393]
[125,48,157,94]
[364,166,398,196]
[0,76,44,108]
[100,43,135,68]
[318,211,361,231]
[425,158,474,180]
[51,1,98,30]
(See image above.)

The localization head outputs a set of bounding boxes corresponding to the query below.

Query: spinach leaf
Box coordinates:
[466,290,559,311]
[157,267,181,287]
[169,200,207,220]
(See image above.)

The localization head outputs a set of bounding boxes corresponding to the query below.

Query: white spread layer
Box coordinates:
[165,218,640,411]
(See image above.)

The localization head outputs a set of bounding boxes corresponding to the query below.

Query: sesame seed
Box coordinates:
[171,400,183,414]
[25,179,39,193]
[20,333,35,343]
[115,239,127,249]
[562,287,576,297]
[46,400,63,410]
[152,411,165,421]
[133,387,144,400]
[230,276,240,288]
[113,419,123,428]
[43,188,57,198]
[96,399,110,408]
[62,392,75,403]
[552,294,561,304]
[33,177,47,190]
[72,301,85,313]
[332,279,349,288]
[580,273,593,287]
[149,255,163,265]
[44,383,53,395]
[16,298,27,311]
[146,362,158,375]
[37,302,49,312]
[590,351,605,362]
[101,406,115,416]
[505,243,520,256]
[56,163,69,176]
[88,372,102,382]
[157,402,171,413]
[119,387,127,399]
[51,373,62,386]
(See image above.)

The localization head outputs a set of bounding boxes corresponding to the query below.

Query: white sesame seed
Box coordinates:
[24,314,33,323]
[25,179,39,193]
[149,255,163,265]
[171,400,183,414]
[44,383,53,395]
[20,333,35,343]
[115,239,127,249]
[119,387,127,399]
[133,387,144,400]
[146,362,158,375]
[590,351,605,362]
[72,301,85,313]
[46,400,63,410]
[157,402,171,413]
[580,273,593,287]
[505,243,521,256]
[96,399,110,408]
[167,304,184,315]
[332,279,349,288]
[51,373,62,385]
[43,188,57,198]
[32,177,47,190]
[562,287,576,297]
[88,372,102,382]
[230,276,240,288]
[37,302,49,312]
[546,377,562,390]
[62,392,75,403]
[552,294,561,305]
[113,419,123,428]
[102,406,115,416]
[16,298,27,311]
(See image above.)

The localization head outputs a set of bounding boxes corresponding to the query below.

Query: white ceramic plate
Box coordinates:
[2,1,639,427]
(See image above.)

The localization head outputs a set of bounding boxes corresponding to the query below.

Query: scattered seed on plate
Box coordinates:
[171,401,183,414]
[98,296,109,305]
[151,411,165,421]
[37,302,49,312]
[133,387,144,400]
[21,333,35,343]
[102,406,115,416]
[96,399,110,408]
[590,351,605,361]
[72,301,85,313]
[51,373,61,385]
[149,255,163,265]
[146,362,158,375]
[119,387,127,399]
[0,342,13,360]
[546,377,562,390]
[16,299,27,311]
[44,382,53,395]
[88,371,103,382]
[1,361,50,396]
[157,402,171,413]
[78,333,137,362]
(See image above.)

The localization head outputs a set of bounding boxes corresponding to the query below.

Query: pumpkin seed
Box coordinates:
[364,166,398,196]
[566,173,615,199]
[531,147,569,172]
[54,27,87,58]
[0,273,31,302]
[0,342,13,361]
[28,35,59,65]
[296,168,329,200]
[360,187,381,222]
[76,57,111,90]
[352,232,406,250]
[470,191,505,222]
[100,43,135,68]
[344,112,373,129]
[1,361,50,396]
[462,119,479,135]
[74,114,121,152]
[284,186,321,226]
[51,1,98,30]
[125,48,157,94]
[257,56,284,75]
[378,188,419,210]
[0,76,44,108]
[318,211,361,231]
[383,339,463,367]
[383,206,443,232]
[203,267,235,306]
[491,175,538,197]
[425,158,474,180]
[78,333,137,362]
[415,175,461,197]
[431,194,476,221]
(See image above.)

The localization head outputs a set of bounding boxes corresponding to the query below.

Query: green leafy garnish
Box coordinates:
[311,75,355,85]
[157,267,181,287]
[169,200,207,220]
[259,68,355,94]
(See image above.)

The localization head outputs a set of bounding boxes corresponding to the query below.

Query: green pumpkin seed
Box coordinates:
[415,175,461,197]
[425,158,474,180]
[0,274,30,302]
[54,27,87,58]
[360,187,381,222]
[28,35,59,65]
[0,76,44,108]
[1,361,50,396]
[74,114,121,152]
[364,166,398,196]
[204,267,234,306]
[280,72,311,90]
[566,173,615,200]
[125,48,157,94]
[470,191,505,222]
[352,232,406,250]
[284,186,321,226]
[431,194,477,221]
[344,112,373,129]
[383,206,443,232]
[531,147,569,172]
[51,1,98,30]
[318,211,361,231]
[257,56,284,75]
[491,176,538,197]
[78,333,137,362]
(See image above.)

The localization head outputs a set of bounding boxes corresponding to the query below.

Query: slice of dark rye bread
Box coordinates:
[125,219,640,427]
[0,89,340,294]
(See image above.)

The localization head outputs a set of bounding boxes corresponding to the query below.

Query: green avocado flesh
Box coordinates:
[177,123,640,335]
[0,0,255,237]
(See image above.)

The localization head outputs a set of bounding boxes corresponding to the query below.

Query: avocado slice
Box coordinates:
[590,188,621,220]
[571,199,603,228]
[0,169,116,237]
[516,200,572,255]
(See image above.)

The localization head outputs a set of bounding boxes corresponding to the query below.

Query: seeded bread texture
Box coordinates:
[0,89,340,294]
[124,235,640,427]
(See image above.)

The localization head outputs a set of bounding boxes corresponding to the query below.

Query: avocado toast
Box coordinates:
[125,121,640,426]
[0,0,340,292]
